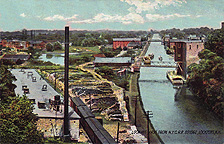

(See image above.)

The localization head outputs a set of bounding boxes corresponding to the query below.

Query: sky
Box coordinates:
[0,0,223,31]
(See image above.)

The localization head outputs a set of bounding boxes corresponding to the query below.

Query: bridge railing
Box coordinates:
[141,61,177,68]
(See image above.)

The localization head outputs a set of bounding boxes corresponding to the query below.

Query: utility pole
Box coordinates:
[117,122,120,143]
[132,96,138,126]
[146,110,153,144]
[89,94,92,110]
[54,70,57,90]
[63,26,69,140]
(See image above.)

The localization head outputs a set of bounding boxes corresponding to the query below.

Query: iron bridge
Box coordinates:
[141,61,177,68]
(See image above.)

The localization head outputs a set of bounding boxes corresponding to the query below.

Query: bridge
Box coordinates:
[148,39,162,42]
[141,61,177,68]
[132,55,176,71]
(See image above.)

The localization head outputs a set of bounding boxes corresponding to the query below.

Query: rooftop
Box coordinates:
[170,39,204,43]
[113,38,141,41]
[94,57,132,64]
[127,41,141,47]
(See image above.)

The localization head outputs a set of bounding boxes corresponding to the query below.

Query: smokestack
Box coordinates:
[63,26,69,139]
[31,30,33,39]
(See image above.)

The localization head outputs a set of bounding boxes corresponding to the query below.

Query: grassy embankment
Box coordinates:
[128,73,164,144]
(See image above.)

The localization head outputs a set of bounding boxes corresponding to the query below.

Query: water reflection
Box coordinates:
[46,54,53,59]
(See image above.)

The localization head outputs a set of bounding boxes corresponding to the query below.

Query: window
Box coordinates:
[178,44,181,48]
[197,45,199,49]
[189,45,191,50]
[178,54,181,58]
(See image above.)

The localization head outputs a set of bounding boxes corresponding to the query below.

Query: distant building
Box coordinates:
[174,40,204,78]
[93,54,106,58]
[94,57,132,67]
[187,35,206,41]
[127,41,142,49]
[221,22,224,29]
[163,34,170,46]
[113,38,141,50]
[27,40,46,49]
[1,39,7,47]
[0,54,31,64]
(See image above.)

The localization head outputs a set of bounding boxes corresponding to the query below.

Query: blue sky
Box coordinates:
[0,0,223,31]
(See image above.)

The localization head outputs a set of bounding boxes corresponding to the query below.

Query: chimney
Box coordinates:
[31,30,33,39]
[63,26,70,139]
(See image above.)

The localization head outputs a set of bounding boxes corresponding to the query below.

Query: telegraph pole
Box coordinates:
[54,70,57,90]
[146,110,153,144]
[117,122,120,143]
[132,96,138,126]
[63,26,69,140]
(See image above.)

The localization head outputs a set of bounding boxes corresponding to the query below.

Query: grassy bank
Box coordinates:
[127,73,164,144]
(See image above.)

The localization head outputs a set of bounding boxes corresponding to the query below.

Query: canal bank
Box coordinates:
[139,34,223,144]
[127,72,164,144]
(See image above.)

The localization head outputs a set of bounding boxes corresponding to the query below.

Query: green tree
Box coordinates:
[46,43,54,52]
[0,64,17,103]
[0,95,44,144]
[187,49,224,118]
[53,41,63,50]
[27,46,38,55]
[205,28,224,58]
[0,65,44,143]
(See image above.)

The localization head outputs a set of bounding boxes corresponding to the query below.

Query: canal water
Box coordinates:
[139,34,223,144]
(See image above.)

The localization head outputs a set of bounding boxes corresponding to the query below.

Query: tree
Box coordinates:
[53,41,62,50]
[27,46,38,55]
[0,95,44,144]
[205,28,224,58]
[46,43,54,52]
[0,64,17,103]
[187,48,224,118]
[0,65,44,143]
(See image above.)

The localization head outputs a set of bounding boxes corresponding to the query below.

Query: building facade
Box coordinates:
[174,40,204,78]
[113,38,141,50]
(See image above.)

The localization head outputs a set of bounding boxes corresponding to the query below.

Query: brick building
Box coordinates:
[113,38,141,50]
[27,40,46,49]
[174,40,204,78]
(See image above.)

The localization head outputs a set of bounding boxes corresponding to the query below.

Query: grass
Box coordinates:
[52,46,101,54]
[127,73,163,144]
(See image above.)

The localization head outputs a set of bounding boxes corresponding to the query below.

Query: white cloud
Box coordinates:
[70,13,144,24]
[123,13,145,24]
[44,14,78,21]
[145,13,191,22]
[196,15,202,18]
[121,0,187,13]
[20,13,26,17]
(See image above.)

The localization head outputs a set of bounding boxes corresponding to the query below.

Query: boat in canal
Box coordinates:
[166,70,185,85]
[148,53,154,60]
[143,56,151,64]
